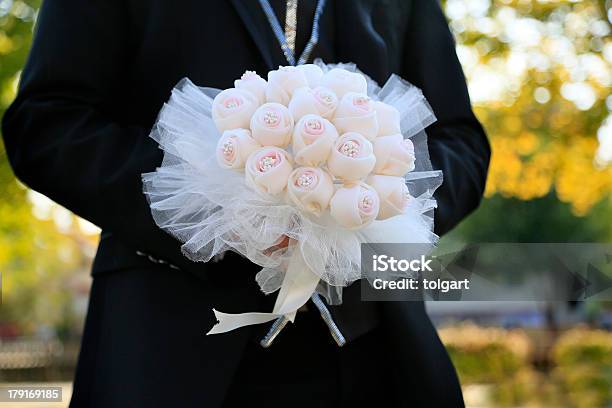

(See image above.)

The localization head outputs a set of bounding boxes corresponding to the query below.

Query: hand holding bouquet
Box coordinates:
[143,62,441,334]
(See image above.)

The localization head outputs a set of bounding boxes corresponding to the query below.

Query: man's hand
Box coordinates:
[263,235,291,256]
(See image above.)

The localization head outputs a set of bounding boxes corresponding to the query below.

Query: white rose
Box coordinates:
[292,114,338,166]
[234,70,267,105]
[216,129,261,169]
[297,64,324,87]
[212,88,259,133]
[327,132,376,181]
[330,182,380,229]
[374,101,401,136]
[287,167,334,216]
[250,103,294,147]
[266,66,309,105]
[245,147,293,195]
[366,175,411,220]
[288,86,338,122]
[320,68,367,99]
[333,92,379,141]
[373,134,415,176]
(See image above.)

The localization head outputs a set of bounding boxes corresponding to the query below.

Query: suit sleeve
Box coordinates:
[401,0,490,235]
[1,0,199,273]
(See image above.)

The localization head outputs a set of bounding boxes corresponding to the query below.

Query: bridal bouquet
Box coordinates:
[143,62,441,334]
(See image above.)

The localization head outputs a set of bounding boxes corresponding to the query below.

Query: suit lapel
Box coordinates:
[334,0,388,83]
[230,0,285,71]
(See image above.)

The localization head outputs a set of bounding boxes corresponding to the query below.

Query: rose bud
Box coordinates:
[366,175,412,220]
[245,147,293,195]
[266,66,309,105]
[374,101,401,137]
[287,167,334,216]
[216,129,261,170]
[333,92,379,141]
[292,114,338,166]
[250,103,294,147]
[212,88,259,133]
[288,86,338,122]
[297,64,324,87]
[373,134,416,176]
[234,70,267,105]
[327,132,376,181]
[330,182,380,229]
[320,68,367,99]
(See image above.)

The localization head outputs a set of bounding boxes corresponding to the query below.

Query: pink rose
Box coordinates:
[333,92,379,141]
[250,103,294,147]
[212,88,259,133]
[266,66,309,105]
[327,132,376,181]
[366,175,411,220]
[292,114,338,166]
[374,101,401,137]
[216,129,261,169]
[373,134,415,176]
[320,68,367,99]
[288,86,338,122]
[287,167,334,216]
[245,147,293,195]
[330,182,380,229]
[235,70,267,105]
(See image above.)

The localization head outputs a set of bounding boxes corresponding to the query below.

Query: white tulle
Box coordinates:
[143,62,442,305]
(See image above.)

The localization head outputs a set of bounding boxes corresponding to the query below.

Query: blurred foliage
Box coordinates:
[439,323,537,406]
[447,0,612,216]
[439,323,532,379]
[0,0,96,336]
[552,327,612,408]
[445,193,612,242]
[441,323,612,407]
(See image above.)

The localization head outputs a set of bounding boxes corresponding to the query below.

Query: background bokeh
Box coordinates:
[0,0,611,406]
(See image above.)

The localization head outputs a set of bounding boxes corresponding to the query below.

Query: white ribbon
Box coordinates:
[207,250,320,335]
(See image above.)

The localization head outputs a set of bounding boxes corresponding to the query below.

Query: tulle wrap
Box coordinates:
[143,62,442,334]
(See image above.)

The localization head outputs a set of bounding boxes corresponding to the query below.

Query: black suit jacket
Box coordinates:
[2,0,489,406]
